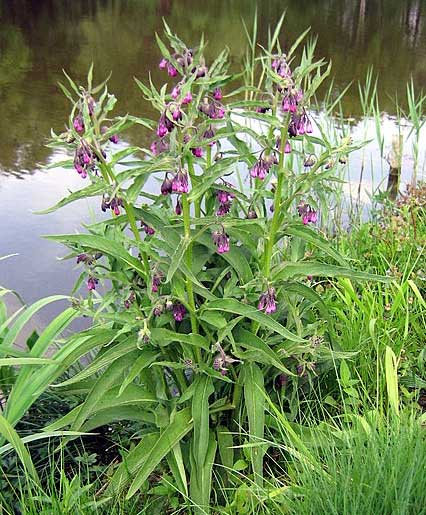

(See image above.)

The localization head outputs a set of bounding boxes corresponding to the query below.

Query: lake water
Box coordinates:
[1,0,426,327]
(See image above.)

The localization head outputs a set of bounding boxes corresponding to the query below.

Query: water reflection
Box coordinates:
[0,0,426,175]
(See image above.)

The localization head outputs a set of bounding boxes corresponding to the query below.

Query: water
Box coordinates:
[1,0,426,326]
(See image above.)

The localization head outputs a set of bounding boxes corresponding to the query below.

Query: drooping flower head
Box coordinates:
[151,138,170,156]
[297,201,318,225]
[151,271,162,293]
[161,174,174,195]
[258,287,277,314]
[142,221,155,235]
[250,151,278,180]
[271,54,292,79]
[203,126,216,146]
[73,114,84,134]
[172,168,189,194]
[213,87,223,100]
[212,227,230,254]
[87,276,98,291]
[73,140,95,178]
[213,343,239,376]
[199,98,225,119]
[172,303,186,322]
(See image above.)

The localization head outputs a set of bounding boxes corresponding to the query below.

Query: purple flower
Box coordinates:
[171,85,180,99]
[142,222,155,235]
[124,291,136,309]
[172,303,186,322]
[157,121,168,138]
[199,98,225,119]
[161,174,173,195]
[167,62,178,77]
[153,305,164,317]
[172,169,189,194]
[157,112,175,138]
[151,138,169,156]
[285,140,292,154]
[297,201,318,225]
[203,126,216,146]
[281,89,301,113]
[171,106,182,121]
[256,105,270,113]
[151,272,162,293]
[76,253,95,265]
[87,96,96,116]
[212,227,230,254]
[276,374,289,388]
[191,147,203,158]
[182,92,193,105]
[216,201,232,216]
[109,134,119,144]
[110,196,123,216]
[272,55,292,79]
[73,114,84,134]
[258,287,277,314]
[250,153,277,180]
[175,197,182,215]
[73,140,95,178]
[304,155,316,168]
[87,277,98,291]
[213,87,223,100]
[213,343,239,376]
[195,65,208,78]
[159,58,168,70]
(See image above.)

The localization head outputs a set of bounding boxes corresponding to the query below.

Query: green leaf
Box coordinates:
[45,234,146,277]
[233,328,292,374]
[36,182,105,214]
[121,409,192,499]
[151,329,210,351]
[118,350,160,396]
[0,295,69,350]
[0,415,39,484]
[69,350,141,432]
[192,375,214,470]
[243,363,265,488]
[0,358,55,366]
[283,224,348,266]
[273,262,390,283]
[203,298,304,342]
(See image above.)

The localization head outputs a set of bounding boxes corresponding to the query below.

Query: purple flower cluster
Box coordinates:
[73,140,95,178]
[216,181,235,216]
[73,114,84,134]
[213,343,239,376]
[151,272,162,293]
[172,303,187,322]
[272,55,292,79]
[151,138,170,156]
[258,287,277,314]
[160,169,189,196]
[203,126,216,146]
[101,194,123,216]
[297,201,318,225]
[199,97,225,119]
[250,152,278,180]
[87,276,98,291]
[142,221,155,235]
[212,227,230,254]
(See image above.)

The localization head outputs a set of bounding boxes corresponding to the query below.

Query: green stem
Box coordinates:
[262,126,287,278]
[181,193,200,357]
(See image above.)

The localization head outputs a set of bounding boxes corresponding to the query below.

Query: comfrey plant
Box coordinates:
[41,21,380,513]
